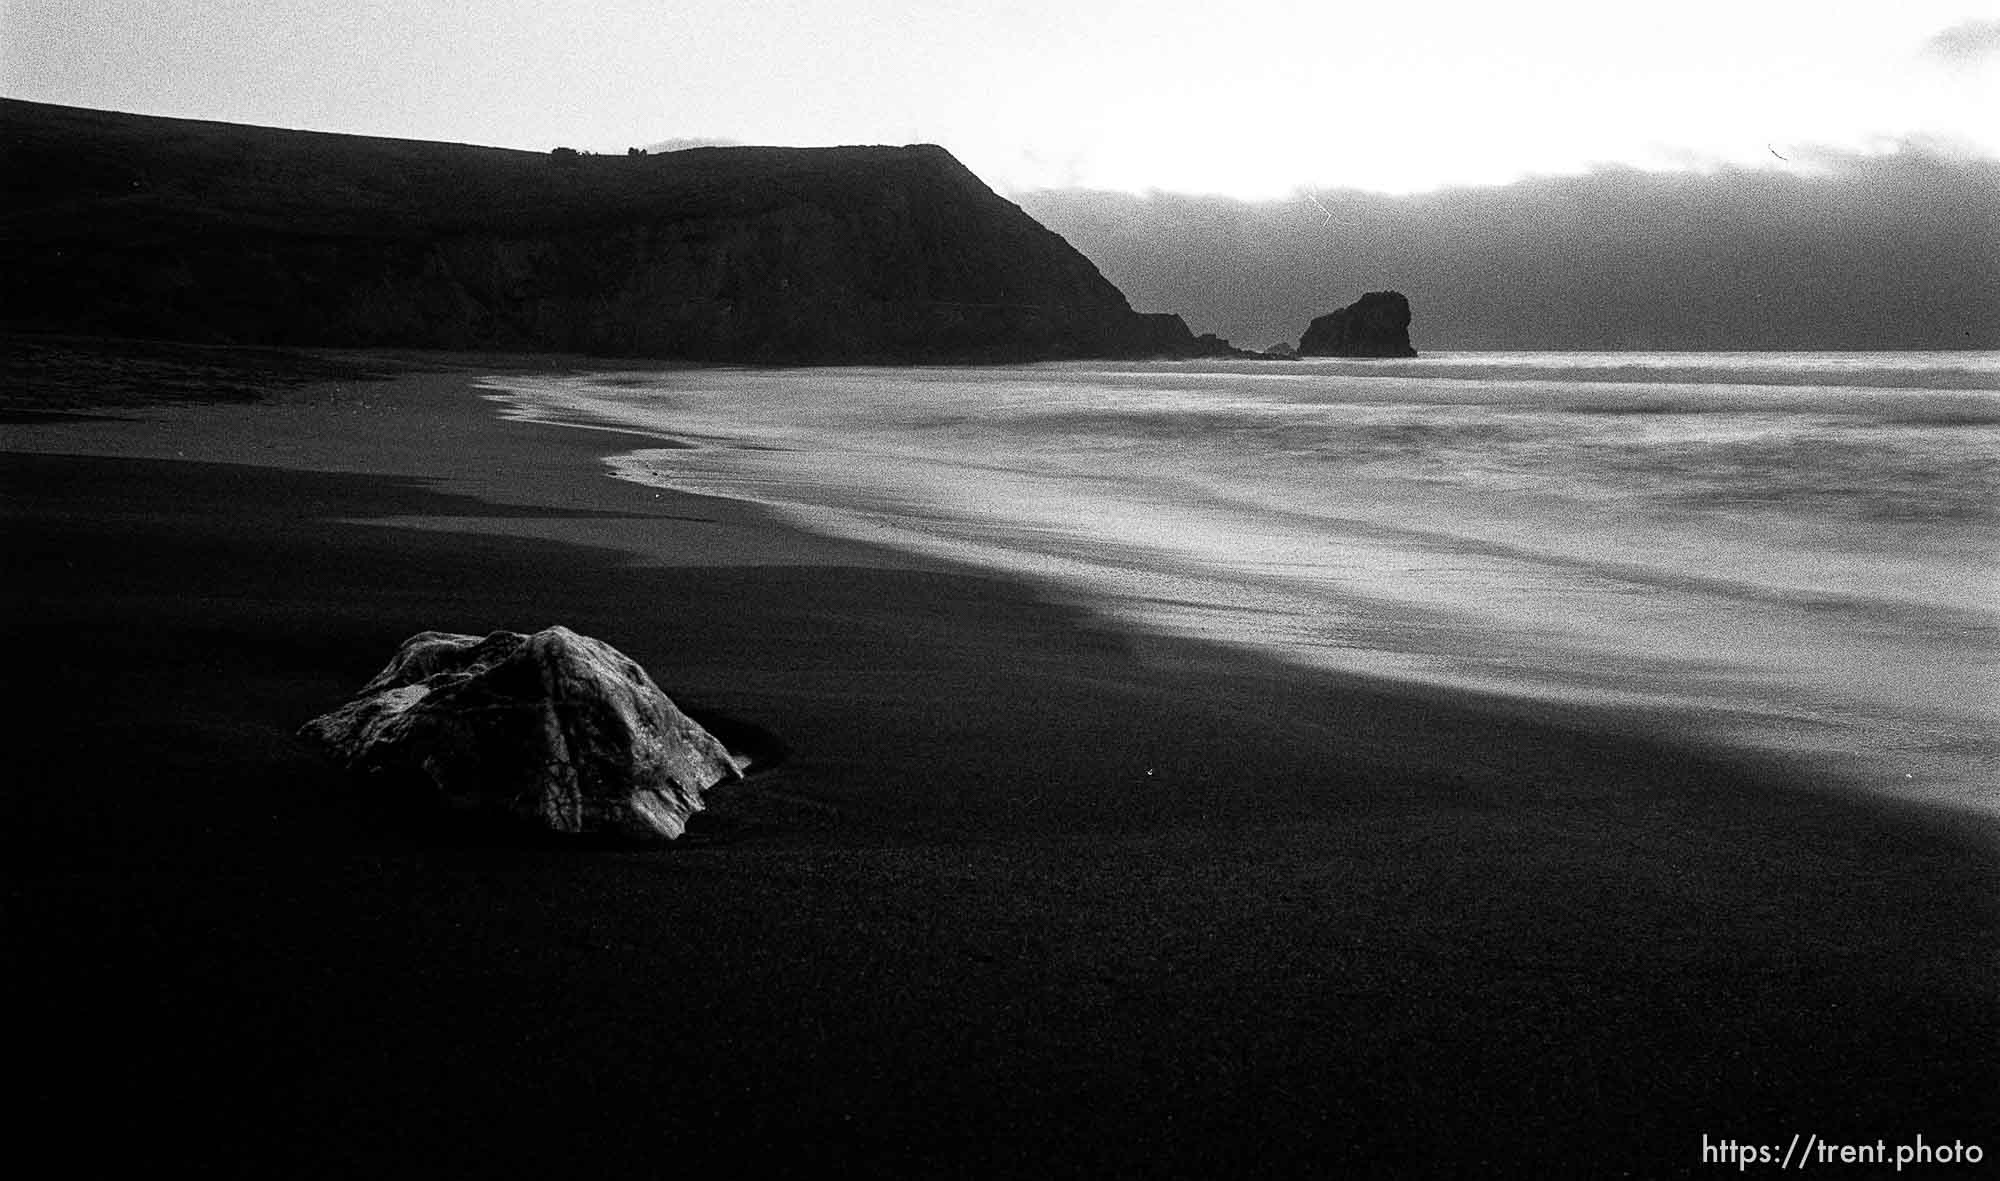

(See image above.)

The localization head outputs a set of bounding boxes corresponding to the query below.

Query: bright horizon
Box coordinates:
[4,1,1997,199]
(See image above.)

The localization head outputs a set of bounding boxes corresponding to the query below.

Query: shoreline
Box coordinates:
[13,350,1933,811]
[478,359,1999,822]
[8,341,1995,1175]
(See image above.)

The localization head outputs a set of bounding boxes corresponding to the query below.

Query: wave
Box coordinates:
[1270,350,2000,392]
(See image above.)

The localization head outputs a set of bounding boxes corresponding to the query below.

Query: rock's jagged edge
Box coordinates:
[2,100,1226,363]
[300,627,742,840]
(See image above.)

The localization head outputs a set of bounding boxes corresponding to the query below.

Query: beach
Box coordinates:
[8,340,1996,1176]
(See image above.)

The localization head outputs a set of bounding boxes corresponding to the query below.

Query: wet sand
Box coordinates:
[7,341,1995,1176]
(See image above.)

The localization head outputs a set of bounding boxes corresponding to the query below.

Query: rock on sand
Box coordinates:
[301,626,741,839]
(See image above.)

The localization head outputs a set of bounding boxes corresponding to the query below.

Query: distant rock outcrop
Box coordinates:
[1192,332,1252,357]
[1,100,1213,363]
[300,627,741,840]
[1298,291,1418,358]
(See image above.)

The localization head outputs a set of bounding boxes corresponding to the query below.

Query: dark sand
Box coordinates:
[7,342,1995,1177]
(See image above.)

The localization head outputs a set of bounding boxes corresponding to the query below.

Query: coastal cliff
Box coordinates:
[0,100,1205,362]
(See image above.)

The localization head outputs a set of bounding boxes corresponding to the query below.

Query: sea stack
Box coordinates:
[1298,291,1418,358]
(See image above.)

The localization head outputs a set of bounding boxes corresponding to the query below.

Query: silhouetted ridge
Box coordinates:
[0,101,1207,362]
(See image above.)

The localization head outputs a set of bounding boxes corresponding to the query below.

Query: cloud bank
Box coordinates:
[1015,146,2000,351]
[1921,18,2000,66]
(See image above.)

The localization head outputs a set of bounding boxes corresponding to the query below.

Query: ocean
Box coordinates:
[481,352,2000,812]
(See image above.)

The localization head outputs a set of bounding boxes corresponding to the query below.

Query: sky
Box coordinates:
[4,1,1997,198]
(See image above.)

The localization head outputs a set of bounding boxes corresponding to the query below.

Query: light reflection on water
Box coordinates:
[481,352,2000,813]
